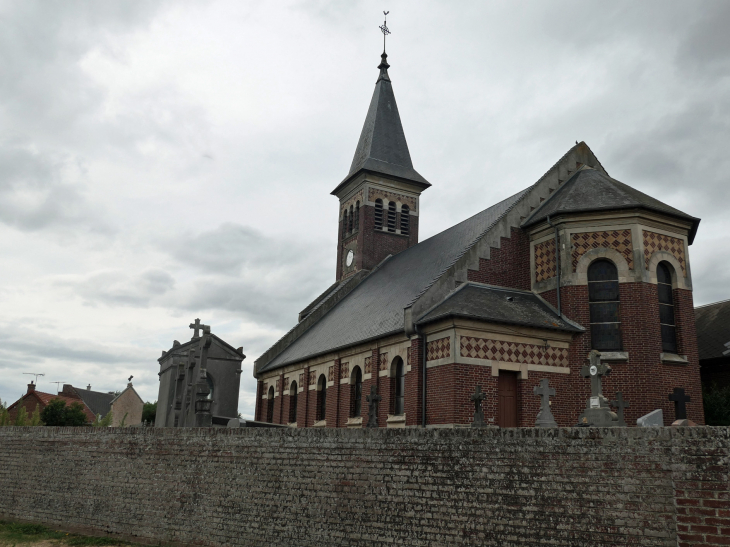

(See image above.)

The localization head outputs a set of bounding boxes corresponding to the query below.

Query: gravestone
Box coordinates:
[366,386,381,428]
[470,385,486,428]
[610,392,630,427]
[576,350,619,427]
[636,409,663,427]
[533,379,558,428]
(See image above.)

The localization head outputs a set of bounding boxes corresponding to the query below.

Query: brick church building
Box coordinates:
[253,50,704,428]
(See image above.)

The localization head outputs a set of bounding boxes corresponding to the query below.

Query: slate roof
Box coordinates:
[259,188,530,372]
[416,283,583,332]
[521,167,700,243]
[331,53,429,195]
[695,299,730,361]
[73,387,114,417]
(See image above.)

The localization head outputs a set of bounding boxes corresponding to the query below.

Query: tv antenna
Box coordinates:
[23,372,45,384]
[50,381,66,393]
[379,11,391,52]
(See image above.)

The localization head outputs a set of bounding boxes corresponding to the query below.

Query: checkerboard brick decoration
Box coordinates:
[534,238,556,282]
[460,336,569,367]
[643,230,687,276]
[368,188,416,210]
[571,230,634,271]
[427,337,451,361]
[340,362,349,380]
[309,372,316,386]
[328,366,334,383]
[378,353,389,371]
[364,356,372,374]
[299,373,304,388]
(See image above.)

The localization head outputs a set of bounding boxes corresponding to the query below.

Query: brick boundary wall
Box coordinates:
[0,427,728,547]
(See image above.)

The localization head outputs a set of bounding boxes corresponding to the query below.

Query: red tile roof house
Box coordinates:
[6,383,96,424]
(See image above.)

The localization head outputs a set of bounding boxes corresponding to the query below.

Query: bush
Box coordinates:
[40,399,89,427]
[703,383,730,426]
[14,406,28,426]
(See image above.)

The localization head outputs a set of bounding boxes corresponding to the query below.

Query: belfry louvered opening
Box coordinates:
[400,204,409,235]
[374,199,383,229]
[387,202,396,232]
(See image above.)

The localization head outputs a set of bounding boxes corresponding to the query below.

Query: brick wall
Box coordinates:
[467,227,531,290]
[0,427,728,547]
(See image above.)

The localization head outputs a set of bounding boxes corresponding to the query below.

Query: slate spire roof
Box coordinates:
[331,52,429,195]
[521,167,700,243]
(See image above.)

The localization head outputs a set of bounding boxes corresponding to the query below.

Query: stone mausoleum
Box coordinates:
[253,50,704,428]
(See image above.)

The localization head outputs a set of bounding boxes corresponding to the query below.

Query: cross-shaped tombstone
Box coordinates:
[470,385,486,428]
[366,385,382,428]
[669,388,690,420]
[610,392,630,427]
[534,379,558,428]
[189,318,202,339]
[580,350,612,407]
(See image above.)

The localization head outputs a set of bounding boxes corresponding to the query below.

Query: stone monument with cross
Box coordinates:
[470,385,487,428]
[366,385,381,428]
[576,350,619,427]
[610,392,630,427]
[534,379,558,428]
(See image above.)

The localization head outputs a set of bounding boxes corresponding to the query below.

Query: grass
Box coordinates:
[0,521,133,546]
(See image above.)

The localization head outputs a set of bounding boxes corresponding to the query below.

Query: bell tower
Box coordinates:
[332,49,430,281]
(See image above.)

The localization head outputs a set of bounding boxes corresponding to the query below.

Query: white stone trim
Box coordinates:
[346,417,363,428]
[386,414,406,428]
[574,247,632,284]
[646,251,690,290]
[312,420,326,428]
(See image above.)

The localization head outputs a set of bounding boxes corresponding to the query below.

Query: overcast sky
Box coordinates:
[1,1,728,418]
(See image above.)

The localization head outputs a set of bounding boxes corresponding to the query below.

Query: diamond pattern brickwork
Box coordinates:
[328,366,335,383]
[364,356,372,375]
[571,230,634,271]
[643,230,686,276]
[299,373,304,388]
[309,372,316,386]
[534,238,557,282]
[427,337,451,361]
[460,337,569,367]
[378,353,389,371]
[368,188,416,210]
[340,190,364,217]
[340,362,349,380]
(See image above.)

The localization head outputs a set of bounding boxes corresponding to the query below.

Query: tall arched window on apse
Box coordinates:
[267,385,275,424]
[657,262,677,353]
[317,374,327,422]
[289,381,298,424]
[393,357,405,416]
[351,366,363,418]
[588,259,622,351]
[374,199,383,229]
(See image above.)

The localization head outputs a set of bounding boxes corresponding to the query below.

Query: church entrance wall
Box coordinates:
[497,370,519,427]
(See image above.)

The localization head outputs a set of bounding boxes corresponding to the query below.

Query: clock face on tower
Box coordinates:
[346,249,354,267]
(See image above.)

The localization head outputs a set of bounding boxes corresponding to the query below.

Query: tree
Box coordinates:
[29,405,43,426]
[14,406,28,426]
[40,398,89,427]
[703,383,730,426]
[0,399,8,427]
[142,401,157,424]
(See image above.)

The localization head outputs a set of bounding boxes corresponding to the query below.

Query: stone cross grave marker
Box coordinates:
[470,385,486,428]
[366,385,381,428]
[610,392,630,427]
[189,318,202,339]
[534,379,558,428]
[576,350,619,427]
[669,388,690,420]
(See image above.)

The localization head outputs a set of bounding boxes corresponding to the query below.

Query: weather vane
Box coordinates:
[379,11,390,52]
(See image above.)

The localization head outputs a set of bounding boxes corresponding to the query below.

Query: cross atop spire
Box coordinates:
[379,11,390,52]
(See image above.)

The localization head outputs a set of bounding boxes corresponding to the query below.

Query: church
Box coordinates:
[253,49,704,428]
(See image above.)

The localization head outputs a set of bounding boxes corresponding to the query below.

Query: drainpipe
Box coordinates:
[546,215,561,316]
[415,324,427,428]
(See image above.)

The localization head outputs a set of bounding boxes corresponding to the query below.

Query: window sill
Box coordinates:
[287,422,298,428]
[346,417,363,428]
[595,351,629,362]
[312,419,327,428]
[660,353,689,365]
[386,414,406,428]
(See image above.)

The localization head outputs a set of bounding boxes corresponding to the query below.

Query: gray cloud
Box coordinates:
[57,268,176,307]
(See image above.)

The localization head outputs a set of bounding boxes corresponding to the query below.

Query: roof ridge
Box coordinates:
[696,298,730,310]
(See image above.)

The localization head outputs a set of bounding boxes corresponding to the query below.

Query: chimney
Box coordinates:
[87,384,91,390]
[27,382,35,394]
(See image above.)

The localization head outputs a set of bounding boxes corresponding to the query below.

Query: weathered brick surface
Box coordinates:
[0,427,728,547]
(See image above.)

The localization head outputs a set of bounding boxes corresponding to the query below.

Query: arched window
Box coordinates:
[351,366,362,417]
[374,199,383,229]
[316,374,327,422]
[348,205,354,233]
[387,202,396,232]
[588,259,622,351]
[400,204,409,235]
[354,201,360,232]
[267,385,275,423]
[289,381,298,424]
[657,262,677,353]
[206,374,214,401]
[393,358,405,415]
[342,209,348,238]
